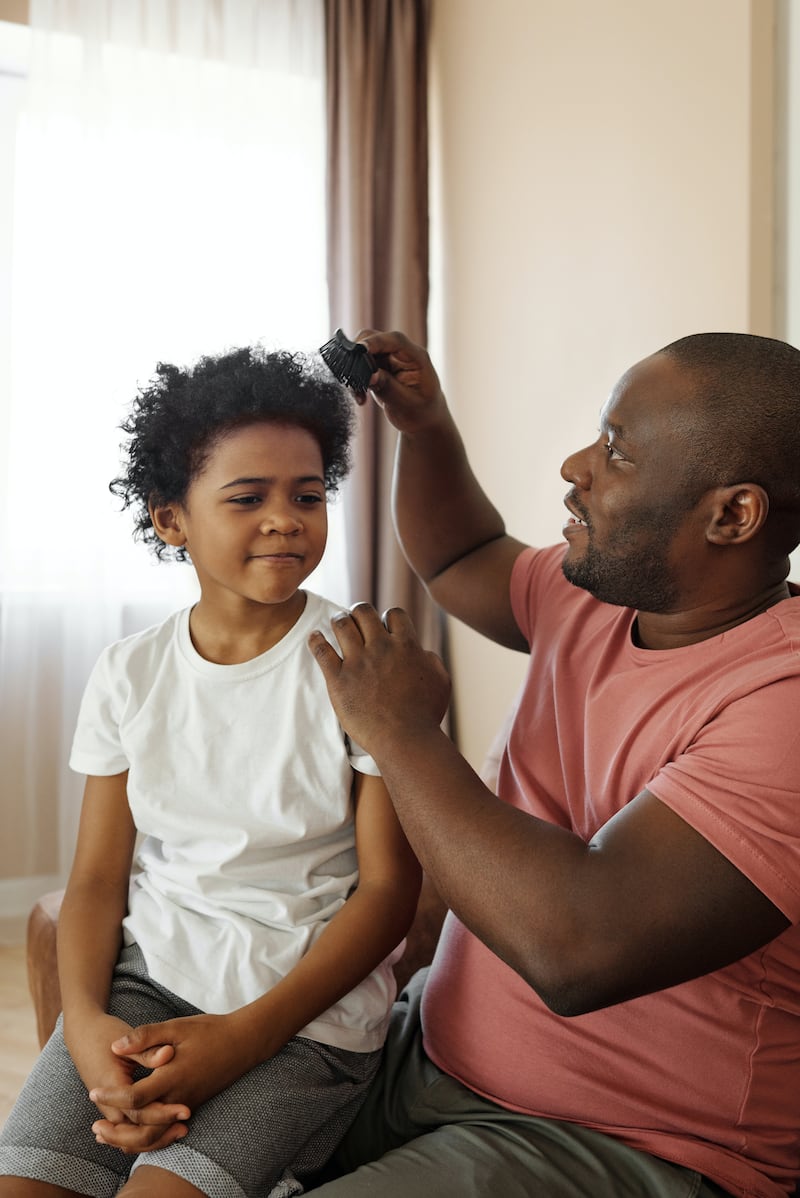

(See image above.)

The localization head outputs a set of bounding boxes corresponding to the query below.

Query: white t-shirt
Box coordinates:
[70,591,400,1052]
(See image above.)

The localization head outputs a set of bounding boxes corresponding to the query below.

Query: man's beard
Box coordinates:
[561,516,683,613]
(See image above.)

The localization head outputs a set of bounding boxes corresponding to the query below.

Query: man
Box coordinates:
[307,331,800,1198]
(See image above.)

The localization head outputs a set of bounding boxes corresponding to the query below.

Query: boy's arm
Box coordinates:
[60,772,189,1149]
[59,773,133,1032]
[91,771,421,1132]
[358,330,530,652]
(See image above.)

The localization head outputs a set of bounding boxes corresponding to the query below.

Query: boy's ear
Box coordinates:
[149,500,188,549]
[704,483,769,546]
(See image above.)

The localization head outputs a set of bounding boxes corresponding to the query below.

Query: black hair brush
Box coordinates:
[319,329,376,393]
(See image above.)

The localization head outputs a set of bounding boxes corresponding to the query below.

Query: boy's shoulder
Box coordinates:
[97,607,187,675]
[304,590,348,627]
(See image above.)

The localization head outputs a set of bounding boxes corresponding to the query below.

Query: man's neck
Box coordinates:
[634,580,792,650]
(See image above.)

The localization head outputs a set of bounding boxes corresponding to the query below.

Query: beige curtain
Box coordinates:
[325,0,441,654]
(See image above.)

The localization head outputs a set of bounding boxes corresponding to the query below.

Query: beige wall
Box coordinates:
[429,0,775,769]
[776,0,800,345]
[0,0,28,25]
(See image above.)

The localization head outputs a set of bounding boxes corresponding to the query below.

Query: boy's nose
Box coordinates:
[259,509,302,535]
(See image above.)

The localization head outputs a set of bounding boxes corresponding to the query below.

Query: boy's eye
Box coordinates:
[296,493,324,505]
[229,495,261,506]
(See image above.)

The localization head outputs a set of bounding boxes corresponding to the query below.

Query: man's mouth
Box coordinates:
[564,495,589,527]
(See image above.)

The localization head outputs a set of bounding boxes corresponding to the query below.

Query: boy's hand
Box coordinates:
[90,1011,257,1146]
[309,604,451,756]
[67,1012,189,1153]
[352,329,447,433]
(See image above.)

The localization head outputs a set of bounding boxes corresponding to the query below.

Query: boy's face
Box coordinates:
[158,421,328,612]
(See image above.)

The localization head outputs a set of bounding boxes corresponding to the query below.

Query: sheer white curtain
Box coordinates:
[0,0,342,924]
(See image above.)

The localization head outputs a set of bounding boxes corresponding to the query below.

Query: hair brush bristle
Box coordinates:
[319,329,376,393]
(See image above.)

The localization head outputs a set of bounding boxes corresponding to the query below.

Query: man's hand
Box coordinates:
[351,329,447,434]
[89,1011,257,1149]
[308,604,451,756]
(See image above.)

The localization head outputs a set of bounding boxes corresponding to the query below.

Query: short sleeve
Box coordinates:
[346,736,381,777]
[69,647,130,776]
[510,545,570,646]
[648,675,800,921]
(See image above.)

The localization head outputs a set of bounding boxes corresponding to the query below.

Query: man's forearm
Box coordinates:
[368,725,592,1005]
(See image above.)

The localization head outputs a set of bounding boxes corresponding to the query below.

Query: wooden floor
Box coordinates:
[0,945,40,1128]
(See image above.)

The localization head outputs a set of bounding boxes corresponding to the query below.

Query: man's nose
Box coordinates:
[560,444,593,490]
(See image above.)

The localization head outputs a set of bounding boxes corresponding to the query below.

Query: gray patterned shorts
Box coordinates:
[0,943,381,1198]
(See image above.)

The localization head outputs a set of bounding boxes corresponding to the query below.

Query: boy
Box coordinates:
[0,346,421,1198]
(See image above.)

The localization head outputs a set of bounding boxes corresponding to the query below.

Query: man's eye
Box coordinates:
[603,441,623,461]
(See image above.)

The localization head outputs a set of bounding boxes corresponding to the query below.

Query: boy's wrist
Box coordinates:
[63,1004,120,1053]
[226,1002,285,1067]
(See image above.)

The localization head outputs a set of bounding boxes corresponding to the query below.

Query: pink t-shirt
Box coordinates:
[422,545,800,1198]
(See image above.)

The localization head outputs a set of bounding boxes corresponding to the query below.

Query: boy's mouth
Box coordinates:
[249,551,304,561]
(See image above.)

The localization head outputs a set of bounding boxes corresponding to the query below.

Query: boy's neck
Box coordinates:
[188,591,308,664]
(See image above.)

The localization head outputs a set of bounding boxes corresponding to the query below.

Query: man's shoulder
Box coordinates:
[513,544,562,592]
[770,588,800,648]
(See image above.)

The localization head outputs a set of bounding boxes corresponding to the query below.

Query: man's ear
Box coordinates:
[149,500,188,549]
[704,483,769,546]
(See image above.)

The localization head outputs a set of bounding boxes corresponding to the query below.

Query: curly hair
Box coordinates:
[110,345,355,560]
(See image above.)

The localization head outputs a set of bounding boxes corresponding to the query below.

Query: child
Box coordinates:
[0,346,421,1198]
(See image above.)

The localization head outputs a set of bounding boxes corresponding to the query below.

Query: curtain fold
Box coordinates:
[324,0,441,654]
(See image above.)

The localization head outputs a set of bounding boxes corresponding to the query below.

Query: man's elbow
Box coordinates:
[513,943,633,1018]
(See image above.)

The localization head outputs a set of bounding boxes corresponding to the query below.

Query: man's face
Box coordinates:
[560,352,705,612]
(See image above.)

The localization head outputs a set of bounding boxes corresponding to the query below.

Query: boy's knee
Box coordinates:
[118,1165,204,1198]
